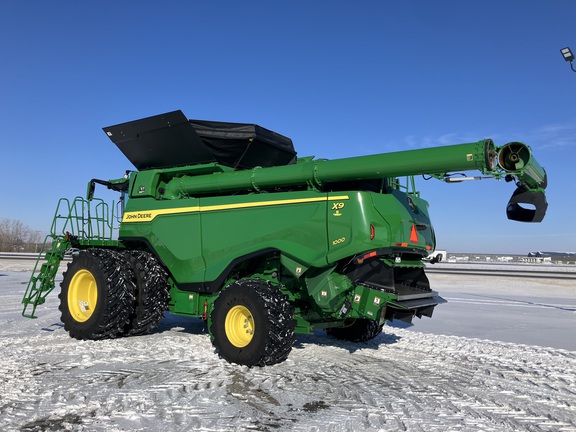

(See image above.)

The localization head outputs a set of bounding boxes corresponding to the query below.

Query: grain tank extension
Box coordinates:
[22,110,548,366]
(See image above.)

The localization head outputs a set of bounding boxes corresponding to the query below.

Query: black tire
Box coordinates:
[123,250,170,336]
[59,249,135,340]
[327,319,383,342]
[209,280,296,366]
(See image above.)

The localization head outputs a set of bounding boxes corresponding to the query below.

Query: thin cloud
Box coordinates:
[401,132,489,149]
[532,123,576,149]
[500,123,576,150]
[397,123,575,151]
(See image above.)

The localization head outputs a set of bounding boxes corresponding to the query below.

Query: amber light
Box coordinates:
[356,250,377,264]
[370,224,375,240]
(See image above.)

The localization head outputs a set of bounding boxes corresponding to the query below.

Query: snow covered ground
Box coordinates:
[1,264,575,431]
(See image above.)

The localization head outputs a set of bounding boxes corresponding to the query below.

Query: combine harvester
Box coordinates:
[22,110,547,366]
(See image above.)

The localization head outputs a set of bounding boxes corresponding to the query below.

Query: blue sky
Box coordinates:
[1,1,575,254]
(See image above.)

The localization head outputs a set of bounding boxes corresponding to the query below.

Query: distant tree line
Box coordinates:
[0,218,43,253]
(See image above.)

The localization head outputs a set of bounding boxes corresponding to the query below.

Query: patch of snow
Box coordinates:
[1,270,576,431]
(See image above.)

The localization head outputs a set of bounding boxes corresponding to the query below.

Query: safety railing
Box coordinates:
[21,197,116,318]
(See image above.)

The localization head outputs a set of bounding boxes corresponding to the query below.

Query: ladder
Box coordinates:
[21,236,70,318]
[21,196,117,318]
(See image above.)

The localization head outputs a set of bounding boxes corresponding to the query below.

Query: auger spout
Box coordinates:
[496,142,547,222]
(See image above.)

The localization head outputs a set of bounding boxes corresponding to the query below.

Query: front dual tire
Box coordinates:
[59,249,135,340]
[59,249,169,340]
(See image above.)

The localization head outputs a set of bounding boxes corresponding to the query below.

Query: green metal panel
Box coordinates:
[325,192,363,261]
[120,191,347,284]
[119,196,206,283]
[198,192,331,281]
[304,266,353,312]
[326,191,434,262]
[350,285,397,324]
[120,186,439,287]
[168,289,215,318]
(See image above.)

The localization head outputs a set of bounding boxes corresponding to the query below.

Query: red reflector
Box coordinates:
[356,251,377,264]
[426,245,432,250]
[364,251,377,260]
[410,224,419,243]
[370,224,375,240]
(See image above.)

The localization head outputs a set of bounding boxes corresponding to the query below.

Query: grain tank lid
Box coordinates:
[189,119,296,169]
[103,110,296,171]
[103,110,216,170]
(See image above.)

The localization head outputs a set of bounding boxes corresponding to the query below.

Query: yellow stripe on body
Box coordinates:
[122,195,350,223]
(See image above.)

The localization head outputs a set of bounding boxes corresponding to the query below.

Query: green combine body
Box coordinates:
[22,110,548,366]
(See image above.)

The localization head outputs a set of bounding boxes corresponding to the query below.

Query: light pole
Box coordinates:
[560,47,575,72]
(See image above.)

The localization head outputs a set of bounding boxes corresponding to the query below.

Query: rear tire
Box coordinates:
[210,280,295,366]
[123,250,170,336]
[59,249,135,340]
[327,319,383,342]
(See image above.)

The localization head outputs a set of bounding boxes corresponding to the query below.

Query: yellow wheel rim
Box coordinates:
[68,269,98,322]
[225,305,255,348]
